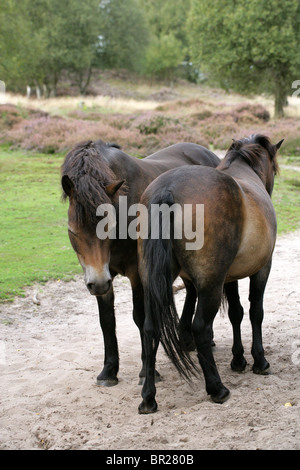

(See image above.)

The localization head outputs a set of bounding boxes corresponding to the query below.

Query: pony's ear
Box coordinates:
[275,139,284,150]
[230,138,241,150]
[105,180,125,197]
[61,175,74,197]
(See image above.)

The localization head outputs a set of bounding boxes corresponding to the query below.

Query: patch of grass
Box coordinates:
[280,155,300,166]
[5,92,158,116]
[273,168,300,234]
[0,147,81,302]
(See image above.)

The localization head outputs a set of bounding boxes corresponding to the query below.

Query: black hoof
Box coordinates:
[252,362,270,375]
[138,399,158,414]
[211,386,230,404]
[96,373,118,387]
[96,378,119,387]
[231,357,247,372]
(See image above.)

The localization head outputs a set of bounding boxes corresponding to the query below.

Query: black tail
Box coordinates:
[142,189,198,381]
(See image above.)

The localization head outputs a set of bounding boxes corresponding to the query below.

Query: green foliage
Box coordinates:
[188,0,300,117]
[97,0,150,73]
[0,0,150,93]
[141,0,190,80]
[0,0,41,88]
[41,0,102,95]
[141,0,191,46]
[144,34,184,80]
[1,0,300,108]
[0,0,102,95]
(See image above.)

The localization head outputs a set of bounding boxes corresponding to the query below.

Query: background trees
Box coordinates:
[188,0,300,117]
[0,0,299,116]
[99,0,149,73]
[142,0,191,81]
[0,0,103,96]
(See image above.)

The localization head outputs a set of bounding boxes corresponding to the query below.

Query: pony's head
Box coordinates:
[61,140,125,295]
[219,134,283,195]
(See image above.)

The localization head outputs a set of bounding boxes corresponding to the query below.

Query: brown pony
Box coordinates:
[138,134,283,413]
[61,139,220,386]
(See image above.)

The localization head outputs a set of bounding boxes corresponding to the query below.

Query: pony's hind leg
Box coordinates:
[179,278,197,351]
[192,287,230,403]
[138,313,160,414]
[249,260,272,375]
[224,281,247,372]
[131,279,161,385]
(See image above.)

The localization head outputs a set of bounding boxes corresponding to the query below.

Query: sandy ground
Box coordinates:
[0,230,299,450]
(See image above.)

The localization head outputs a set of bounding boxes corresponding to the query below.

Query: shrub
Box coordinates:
[0,104,47,131]
[135,114,177,135]
[233,103,270,122]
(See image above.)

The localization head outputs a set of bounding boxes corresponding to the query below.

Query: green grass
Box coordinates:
[280,155,300,166]
[0,146,81,302]
[273,167,300,234]
[0,147,299,302]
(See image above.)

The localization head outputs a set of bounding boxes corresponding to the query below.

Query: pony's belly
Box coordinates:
[225,238,274,282]
[225,191,277,282]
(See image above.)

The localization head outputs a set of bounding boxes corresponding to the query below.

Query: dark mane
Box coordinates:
[61,139,124,229]
[217,134,279,177]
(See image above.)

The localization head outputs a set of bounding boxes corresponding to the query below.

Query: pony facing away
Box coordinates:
[61,140,220,387]
[138,134,283,413]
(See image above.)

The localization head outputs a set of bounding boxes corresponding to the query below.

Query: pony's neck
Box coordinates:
[106,150,152,204]
[219,157,268,191]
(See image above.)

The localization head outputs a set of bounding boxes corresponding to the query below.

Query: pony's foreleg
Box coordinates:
[138,313,160,414]
[224,281,247,372]
[193,288,230,404]
[249,260,272,374]
[179,277,197,351]
[131,281,161,385]
[96,286,119,386]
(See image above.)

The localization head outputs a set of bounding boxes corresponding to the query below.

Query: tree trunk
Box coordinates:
[42,84,48,98]
[79,65,93,96]
[274,76,287,119]
[34,80,41,99]
[49,71,58,97]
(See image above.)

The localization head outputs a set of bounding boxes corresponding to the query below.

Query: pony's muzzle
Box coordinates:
[87,279,112,296]
[84,266,112,296]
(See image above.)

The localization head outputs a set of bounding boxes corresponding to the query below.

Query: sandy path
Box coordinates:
[0,231,299,450]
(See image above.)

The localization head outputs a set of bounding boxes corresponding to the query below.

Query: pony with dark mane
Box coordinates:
[138,134,283,413]
[61,139,220,387]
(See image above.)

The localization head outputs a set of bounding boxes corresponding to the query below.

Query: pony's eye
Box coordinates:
[68,230,81,254]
